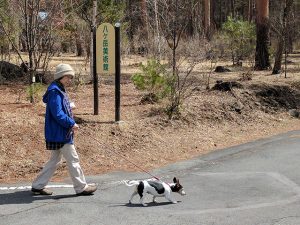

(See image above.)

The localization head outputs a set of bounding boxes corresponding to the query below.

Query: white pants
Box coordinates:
[32,144,88,194]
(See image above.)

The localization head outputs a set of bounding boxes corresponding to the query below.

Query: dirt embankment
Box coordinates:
[1,59,300,184]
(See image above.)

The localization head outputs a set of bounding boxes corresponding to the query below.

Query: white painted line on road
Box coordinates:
[0,184,73,191]
[268,172,300,194]
[0,186,31,190]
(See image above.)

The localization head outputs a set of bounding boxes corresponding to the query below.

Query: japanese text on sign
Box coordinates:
[96,23,115,74]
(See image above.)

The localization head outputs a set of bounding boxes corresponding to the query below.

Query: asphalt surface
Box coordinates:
[1,130,300,225]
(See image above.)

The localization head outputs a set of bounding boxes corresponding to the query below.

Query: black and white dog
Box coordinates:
[124,177,186,206]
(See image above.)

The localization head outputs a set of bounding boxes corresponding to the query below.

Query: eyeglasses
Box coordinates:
[65,75,74,80]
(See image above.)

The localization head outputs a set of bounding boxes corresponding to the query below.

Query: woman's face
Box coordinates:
[60,75,73,87]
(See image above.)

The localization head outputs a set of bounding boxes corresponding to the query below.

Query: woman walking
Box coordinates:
[31,63,97,196]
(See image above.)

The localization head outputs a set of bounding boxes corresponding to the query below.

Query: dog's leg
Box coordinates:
[140,195,147,206]
[129,190,138,204]
[152,196,157,203]
[165,193,177,204]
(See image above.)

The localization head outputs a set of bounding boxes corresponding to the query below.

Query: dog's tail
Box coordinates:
[122,180,140,186]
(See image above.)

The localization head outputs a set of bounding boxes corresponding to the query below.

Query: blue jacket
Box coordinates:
[43,81,75,144]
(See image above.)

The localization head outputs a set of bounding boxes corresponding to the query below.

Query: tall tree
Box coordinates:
[204,0,211,38]
[230,0,236,18]
[154,0,199,118]
[286,0,300,53]
[0,0,60,73]
[254,0,270,70]
[140,0,148,40]
[126,0,135,53]
[0,0,18,57]
[272,0,294,75]
[248,0,254,22]
[211,0,221,28]
[72,0,126,71]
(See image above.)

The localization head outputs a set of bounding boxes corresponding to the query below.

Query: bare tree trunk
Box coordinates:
[272,0,294,74]
[140,0,148,52]
[127,0,135,53]
[287,35,293,53]
[140,0,147,28]
[90,0,96,79]
[272,38,284,74]
[286,0,294,54]
[204,0,211,39]
[76,40,85,56]
[231,0,235,18]
[187,15,194,37]
[254,0,270,70]
[219,0,223,28]
[248,0,254,22]
[154,0,161,60]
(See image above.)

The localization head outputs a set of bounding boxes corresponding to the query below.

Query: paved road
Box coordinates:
[1,130,300,225]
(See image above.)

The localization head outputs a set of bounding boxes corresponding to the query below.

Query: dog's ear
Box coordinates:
[173,177,178,183]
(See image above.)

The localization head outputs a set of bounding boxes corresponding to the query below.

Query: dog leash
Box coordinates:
[77,129,162,181]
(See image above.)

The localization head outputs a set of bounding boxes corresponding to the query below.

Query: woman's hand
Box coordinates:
[72,123,79,131]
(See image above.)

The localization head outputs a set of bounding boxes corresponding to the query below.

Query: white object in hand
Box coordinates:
[70,102,76,109]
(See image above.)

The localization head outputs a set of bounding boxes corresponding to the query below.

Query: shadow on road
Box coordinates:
[0,191,76,205]
[110,201,181,208]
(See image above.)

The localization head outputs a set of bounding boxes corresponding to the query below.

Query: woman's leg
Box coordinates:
[60,144,88,193]
[32,150,62,190]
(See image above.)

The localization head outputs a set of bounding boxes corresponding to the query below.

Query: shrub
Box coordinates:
[131,59,171,102]
[26,83,46,102]
[221,16,256,65]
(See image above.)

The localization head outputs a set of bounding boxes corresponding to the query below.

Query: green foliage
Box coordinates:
[221,16,256,65]
[26,83,46,102]
[0,0,9,21]
[131,60,171,101]
[99,1,126,24]
[73,0,126,24]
